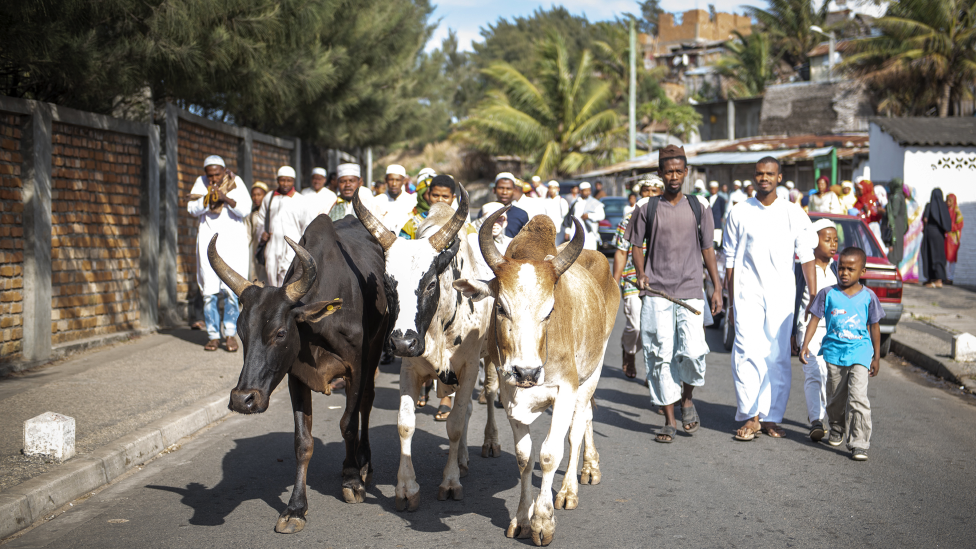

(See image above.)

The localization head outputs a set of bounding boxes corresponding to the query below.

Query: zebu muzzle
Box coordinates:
[390,329,424,357]
[513,365,542,388]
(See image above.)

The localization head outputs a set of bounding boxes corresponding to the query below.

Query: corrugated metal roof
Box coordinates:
[872,117,976,147]
[687,149,798,165]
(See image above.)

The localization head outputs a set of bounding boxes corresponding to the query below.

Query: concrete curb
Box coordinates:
[891,337,971,386]
[0,388,231,539]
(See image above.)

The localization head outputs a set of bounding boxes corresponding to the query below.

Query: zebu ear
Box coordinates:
[434,238,461,274]
[453,279,494,302]
[294,298,342,324]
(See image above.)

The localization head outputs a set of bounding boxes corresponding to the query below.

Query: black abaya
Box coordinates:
[921,189,951,282]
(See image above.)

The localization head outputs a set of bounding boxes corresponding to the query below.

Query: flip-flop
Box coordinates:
[654,425,676,443]
[761,424,786,438]
[434,404,451,421]
[681,403,700,434]
[734,425,760,441]
[204,339,220,351]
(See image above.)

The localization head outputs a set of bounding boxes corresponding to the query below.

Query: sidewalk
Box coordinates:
[0,328,244,538]
[892,283,976,387]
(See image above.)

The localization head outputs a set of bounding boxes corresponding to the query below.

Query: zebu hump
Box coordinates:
[507,216,557,261]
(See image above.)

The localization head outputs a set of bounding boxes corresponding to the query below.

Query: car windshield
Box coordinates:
[602,198,628,218]
[810,216,886,259]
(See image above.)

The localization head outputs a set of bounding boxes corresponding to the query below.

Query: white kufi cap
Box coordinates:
[579,182,591,190]
[277,166,296,179]
[311,167,327,177]
[547,179,560,188]
[495,172,515,183]
[386,164,406,177]
[337,163,361,179]
[204,155,225,168]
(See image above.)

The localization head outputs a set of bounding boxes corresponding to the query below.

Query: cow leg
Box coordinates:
[531,393,576,546]
[276,374,313,534]
[358,358,377,485]
[578,367,603,487]
[438,361,477,501]
[395,364,423,512]
[340,371,366,504]
[554,374,599,510]
[481,360,502,458]
[505,417,534,540]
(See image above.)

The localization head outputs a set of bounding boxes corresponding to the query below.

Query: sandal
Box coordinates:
[622,352,636,379]
[809,421,826,442]
[761,422,786,438]
[654,425,676,443]
[225,337,238,352]
[434,404,451,421]
[416,384,431,409]
[734,424,760,441]
[191,320,205,331]
[681,402,700,434]
[204,339,220,351]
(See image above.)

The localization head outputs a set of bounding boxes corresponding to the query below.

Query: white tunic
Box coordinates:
[723,197,816,423]
[373,190,417,232]
[187,176,252,296]
[256,190,317,286]
[565,196,605,250]
[301,186,338,217]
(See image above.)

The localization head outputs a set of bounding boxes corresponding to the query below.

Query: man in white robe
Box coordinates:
[543,180,569,243]
[301,167,337,216]
[372,164,417,232]
[724,157,817,441]
[187,155,252,352]
[565,181,605,250]
[257,166,316,286]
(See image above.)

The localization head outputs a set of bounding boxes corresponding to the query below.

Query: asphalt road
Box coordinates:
[5,310,976,549]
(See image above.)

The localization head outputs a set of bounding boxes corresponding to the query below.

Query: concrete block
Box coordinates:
[23,412,75,461]
[952,333,976,362]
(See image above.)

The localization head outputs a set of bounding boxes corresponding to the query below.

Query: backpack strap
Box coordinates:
[686,194,703,250]
[642,196,661,250]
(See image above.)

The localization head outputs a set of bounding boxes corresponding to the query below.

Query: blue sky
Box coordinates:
[427,0,768,51]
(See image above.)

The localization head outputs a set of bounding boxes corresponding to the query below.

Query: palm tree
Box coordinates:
[714,31,779,98]
[745,0,829,70]
[842,0,976,117]
[458,35,622,177]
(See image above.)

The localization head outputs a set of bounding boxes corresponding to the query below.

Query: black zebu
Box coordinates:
[208,215,392,534]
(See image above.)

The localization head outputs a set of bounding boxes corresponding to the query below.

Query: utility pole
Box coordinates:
[629,17,637,160]
[827,31,836,83]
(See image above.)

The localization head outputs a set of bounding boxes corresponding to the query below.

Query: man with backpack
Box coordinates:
[624,145,723,443]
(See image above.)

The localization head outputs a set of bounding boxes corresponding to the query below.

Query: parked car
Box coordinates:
[598,196,629,255]
[717,212,903,357]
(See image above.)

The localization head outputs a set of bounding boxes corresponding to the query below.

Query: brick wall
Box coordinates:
[253,140,292,189]
[0,113,25,361]
[49,123,143,345]
[175,122,240,300]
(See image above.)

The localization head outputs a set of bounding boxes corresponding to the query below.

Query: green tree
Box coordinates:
[714,31,779,98]
[842,0,976,117]
[459,36,622,177]
[637,0,664,35]
[745,0,829,70]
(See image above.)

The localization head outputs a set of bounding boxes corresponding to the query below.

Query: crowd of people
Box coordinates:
[186,150,961,462]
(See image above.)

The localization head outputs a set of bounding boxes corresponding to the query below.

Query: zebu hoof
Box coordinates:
[274,514,306,534]
[459,463,469,478]
[482,443,502,458]
[580,465,601,485]
[437,484,463,501]
[554,490,578,510]
[530,508,555,546]
[506,520,531,539]
[342,484,365,504]
[395,492,421,512]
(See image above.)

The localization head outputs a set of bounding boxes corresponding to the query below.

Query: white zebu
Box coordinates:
[353,186,501,511]
[455,210,619,546]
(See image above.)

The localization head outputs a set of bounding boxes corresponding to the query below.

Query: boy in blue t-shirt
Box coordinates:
[800,247,885,461]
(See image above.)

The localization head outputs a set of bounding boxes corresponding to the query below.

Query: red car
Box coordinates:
[716,213,903,357]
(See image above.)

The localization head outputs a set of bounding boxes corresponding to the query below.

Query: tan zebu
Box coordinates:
[454,210,619,546]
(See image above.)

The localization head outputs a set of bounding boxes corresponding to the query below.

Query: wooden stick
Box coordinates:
[642,287,701,315]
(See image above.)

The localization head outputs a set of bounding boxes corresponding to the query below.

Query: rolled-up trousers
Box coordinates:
[642,296,708,407]
[731,296,793,423]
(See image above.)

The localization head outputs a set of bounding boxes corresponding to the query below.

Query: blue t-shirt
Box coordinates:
[809,285,886,368]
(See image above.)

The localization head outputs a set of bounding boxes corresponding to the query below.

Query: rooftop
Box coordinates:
[872,117,976,147]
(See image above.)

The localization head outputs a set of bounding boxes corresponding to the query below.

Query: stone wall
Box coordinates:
[174,122,241,302]
[760,81,872,136]
[656,10,751,54]
[253,140,292,188]
[0,113,25,361]
[50,123,144,344]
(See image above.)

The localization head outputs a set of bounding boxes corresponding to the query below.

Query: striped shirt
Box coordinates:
[613,214,641,297]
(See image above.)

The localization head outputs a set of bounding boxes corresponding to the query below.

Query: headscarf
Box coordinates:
[855,179,880,223]
[874,184,888,208]
[412,170,436,215]
[946,193,964,263]
[926,188,951,233]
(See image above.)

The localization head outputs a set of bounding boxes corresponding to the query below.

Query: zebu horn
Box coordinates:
[208,234,253,297]
[551,217,584,278]
[353,189,397,251]
[283,236,317,302]
[478,205,510,272]
[429,182,469,252]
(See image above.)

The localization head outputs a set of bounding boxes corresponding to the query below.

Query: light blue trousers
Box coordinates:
[204,288,239,340]
[641,296,708,406]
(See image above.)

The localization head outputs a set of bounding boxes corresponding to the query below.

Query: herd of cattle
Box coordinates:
[207,184,620,546]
